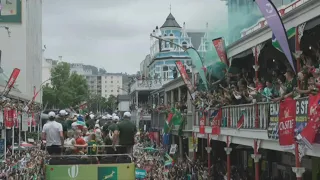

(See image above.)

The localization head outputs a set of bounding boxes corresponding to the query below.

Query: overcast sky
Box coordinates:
[43,0,227,74]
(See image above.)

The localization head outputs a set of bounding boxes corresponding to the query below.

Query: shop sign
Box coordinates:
[268,98,308,139]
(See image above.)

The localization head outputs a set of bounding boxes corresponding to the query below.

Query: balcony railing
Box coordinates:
[130,79,172,92]
[195,97,309,130]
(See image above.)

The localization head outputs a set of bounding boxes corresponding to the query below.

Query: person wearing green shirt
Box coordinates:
[87,133,98,155]
[113,112,137,154]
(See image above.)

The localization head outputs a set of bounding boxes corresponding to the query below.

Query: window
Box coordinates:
[105,81,107,83]
[117,81,119,83]
[111,81,113,83]
[162,65,169,71]
[117,90,120,93]
[111,90,113,92]
[182,42,188,49]
[105,90,107,92]
[156,67,160,72]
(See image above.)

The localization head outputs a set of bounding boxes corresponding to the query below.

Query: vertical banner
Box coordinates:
[4,108,13,128]
[278,98,296,149]
[255,0,295,72]
[2,68,20,96]
[185,48,208,90]
[212,37,229,66]
[199,116,206,134]
[210,109,222,135]
[298,94,320,149]
[21,113,29,131]
[175,61,197,99]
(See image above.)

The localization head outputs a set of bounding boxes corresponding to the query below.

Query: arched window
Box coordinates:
[182,42,188,49]
[170,33,174,37]
[164,34,167,36]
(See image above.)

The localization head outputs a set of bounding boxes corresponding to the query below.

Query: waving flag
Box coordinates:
[256,0,296,72]
[186,48,208,90]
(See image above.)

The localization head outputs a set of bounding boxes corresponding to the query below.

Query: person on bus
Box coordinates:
[74,129,88,154]
[113,112,137,154]
[42,111,64,155]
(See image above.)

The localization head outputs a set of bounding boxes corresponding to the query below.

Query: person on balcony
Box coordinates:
[262,79,276,102]
[273,69,297,101]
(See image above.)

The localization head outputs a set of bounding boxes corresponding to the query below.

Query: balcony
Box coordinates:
[130,79,172,92]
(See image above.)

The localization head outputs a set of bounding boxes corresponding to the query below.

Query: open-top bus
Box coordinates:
[44,145,135,180]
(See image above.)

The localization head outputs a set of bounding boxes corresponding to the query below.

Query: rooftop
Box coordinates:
[161,13,181,28]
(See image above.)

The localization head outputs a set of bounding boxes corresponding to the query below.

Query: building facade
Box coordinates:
[70,63,93,76]
[86,73,125,98]
[147,13,210,80]
[0,0,42,102]
[130,12,210,129]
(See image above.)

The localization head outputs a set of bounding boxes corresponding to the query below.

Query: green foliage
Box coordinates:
[42,62,89,109]
[87,94,118,113]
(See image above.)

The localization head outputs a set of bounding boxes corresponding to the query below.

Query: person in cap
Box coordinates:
[113,111,137,154]
[42,111,64,155]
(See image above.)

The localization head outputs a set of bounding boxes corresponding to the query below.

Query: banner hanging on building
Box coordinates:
[268,98,308,140]
[4,108,13,128]
[255,0,296,72]
[278,98,296,149]
[298,94,320,149]
[199,114,206,134]
[212,37,229,66]
[210,109,222,135]
[2,68,20,96]
[175,60,197,99]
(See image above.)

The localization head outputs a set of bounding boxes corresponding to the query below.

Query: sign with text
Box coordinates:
[268,98,308,140]
[0,0,22,23]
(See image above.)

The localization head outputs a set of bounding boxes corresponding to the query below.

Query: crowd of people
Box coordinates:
[0,144,46,180]
[192,43,320,109]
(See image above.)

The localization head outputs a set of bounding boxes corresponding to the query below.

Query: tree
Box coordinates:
[106,95,117,112]
[42,62,89,109]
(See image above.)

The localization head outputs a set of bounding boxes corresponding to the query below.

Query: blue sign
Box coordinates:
[135,168,147,179]
[268,98,308,139]
[0,139,4,154]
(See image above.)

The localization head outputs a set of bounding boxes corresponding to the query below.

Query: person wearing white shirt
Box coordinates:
[42,111,64,155]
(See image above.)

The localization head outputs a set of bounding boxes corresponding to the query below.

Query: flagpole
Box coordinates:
[18,98,21,148]
[12,111,14,155]
[3,111,6,162]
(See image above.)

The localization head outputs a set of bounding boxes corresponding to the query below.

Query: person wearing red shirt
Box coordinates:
[74,129,87,154]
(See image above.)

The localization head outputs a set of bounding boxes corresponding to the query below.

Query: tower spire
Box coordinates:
[170,4,171,13]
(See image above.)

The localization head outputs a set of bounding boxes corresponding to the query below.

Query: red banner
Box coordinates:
[212,38,229,66]
[2,68,20,96]
[278,98,296,149]
[4,109,13,128]
[175,61,195,98]
[298,94,320,149]
[211,109,222,135]
[12,110,18,128]
[199,116,206,134]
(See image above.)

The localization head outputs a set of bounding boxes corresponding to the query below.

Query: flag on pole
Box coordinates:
[237,110,245,129]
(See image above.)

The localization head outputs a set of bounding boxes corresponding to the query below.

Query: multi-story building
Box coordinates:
[129,12,210,129]
[86,73,125,98]
[70,63,93,76]
[0,0,42,103]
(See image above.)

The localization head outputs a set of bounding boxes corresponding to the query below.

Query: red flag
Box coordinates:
[237,111,245,129]
[5,109,14,128]
[212,37,229,66]
[175,61,195,98]
[167,113,173,124]
[278,98,296,149]
[199,116,206,134]
[298,94,320,149]
[211,109,222,135]
[2,68,20,96]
